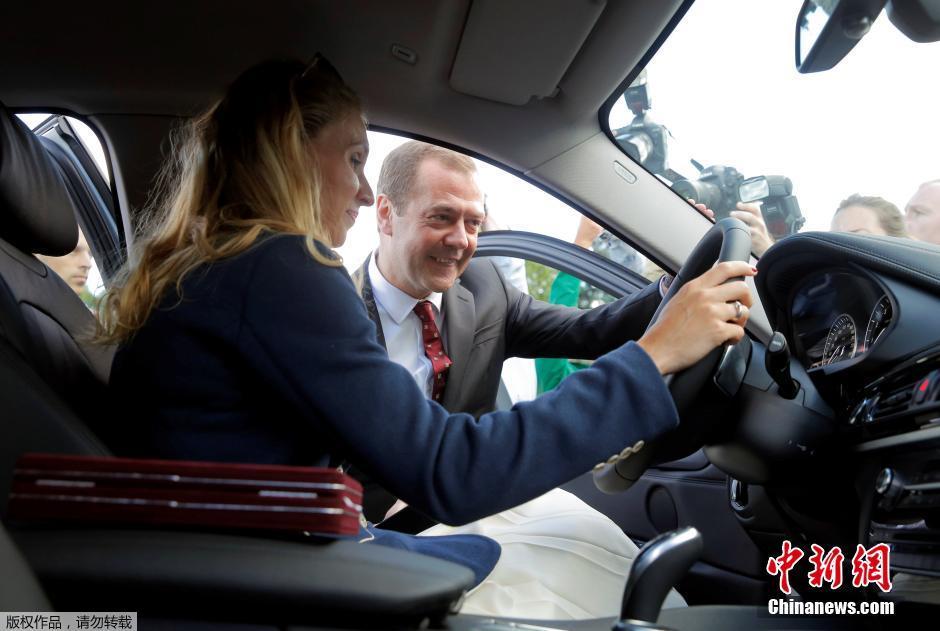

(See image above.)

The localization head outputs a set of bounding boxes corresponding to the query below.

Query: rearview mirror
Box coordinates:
[887,0,940,43]
[795,0,887,73]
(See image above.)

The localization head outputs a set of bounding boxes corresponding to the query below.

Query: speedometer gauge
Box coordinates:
[822,314,857,366]
[864,296,892,351]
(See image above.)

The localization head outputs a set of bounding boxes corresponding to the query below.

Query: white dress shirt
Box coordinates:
[368,252,444,398]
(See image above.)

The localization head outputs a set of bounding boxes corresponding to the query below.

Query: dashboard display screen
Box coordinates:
[790,272,892,369]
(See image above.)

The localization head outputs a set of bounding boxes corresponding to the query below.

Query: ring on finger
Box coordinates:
[733,300,744,320]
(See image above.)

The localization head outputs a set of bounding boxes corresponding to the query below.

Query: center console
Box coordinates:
[850,347,940,580]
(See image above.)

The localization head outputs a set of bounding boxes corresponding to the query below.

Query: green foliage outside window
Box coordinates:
[524,260,558,303]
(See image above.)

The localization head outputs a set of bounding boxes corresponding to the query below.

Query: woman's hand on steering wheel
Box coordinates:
[637,261,755,376]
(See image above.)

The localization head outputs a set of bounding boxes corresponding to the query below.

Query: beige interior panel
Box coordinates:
[527,132,772,340]
[450,0,606,105]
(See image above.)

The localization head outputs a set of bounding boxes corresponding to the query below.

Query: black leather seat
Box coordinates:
[0,103,112,514]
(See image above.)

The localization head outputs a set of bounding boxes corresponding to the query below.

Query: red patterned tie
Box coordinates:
[413,300,452,402]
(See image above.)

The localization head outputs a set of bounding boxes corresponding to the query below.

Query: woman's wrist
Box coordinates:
[637,335,672,376]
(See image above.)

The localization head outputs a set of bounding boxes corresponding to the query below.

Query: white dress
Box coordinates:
[420,488,687,620]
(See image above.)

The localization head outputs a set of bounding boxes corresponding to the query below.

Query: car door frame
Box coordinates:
[475,229,650,297]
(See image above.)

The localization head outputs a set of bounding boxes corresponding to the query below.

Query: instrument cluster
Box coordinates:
[789,271,894,370]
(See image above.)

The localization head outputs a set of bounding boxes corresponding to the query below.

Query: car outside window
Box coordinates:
[606,0,940,247]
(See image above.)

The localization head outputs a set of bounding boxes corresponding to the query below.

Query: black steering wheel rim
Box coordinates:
[653,217,753,413]
[594,217,752,493]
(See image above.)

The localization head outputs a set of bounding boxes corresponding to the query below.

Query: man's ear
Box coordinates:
[376,194,395,237]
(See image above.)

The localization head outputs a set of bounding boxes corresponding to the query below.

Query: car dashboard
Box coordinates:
[785,265,940,442]
[752,231,940,586]
[790,271,895,371]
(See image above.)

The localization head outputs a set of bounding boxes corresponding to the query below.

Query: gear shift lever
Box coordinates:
[614,527,703,631]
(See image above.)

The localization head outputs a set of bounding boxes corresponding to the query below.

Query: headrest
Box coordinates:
[0,103,79,255]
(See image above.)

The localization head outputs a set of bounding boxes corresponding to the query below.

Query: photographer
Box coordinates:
[831,194,907,238]
[905,180,940,245]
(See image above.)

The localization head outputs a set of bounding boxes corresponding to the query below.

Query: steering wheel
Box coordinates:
[594,217,753,493]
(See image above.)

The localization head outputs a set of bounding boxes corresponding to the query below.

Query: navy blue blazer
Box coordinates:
[110,235,678,579]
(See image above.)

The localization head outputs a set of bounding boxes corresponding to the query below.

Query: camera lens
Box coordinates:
[671,178,722,210]
[617,130,655,166]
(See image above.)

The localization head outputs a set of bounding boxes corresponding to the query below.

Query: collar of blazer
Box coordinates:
[352,254,386,349]
[354,252,476,410]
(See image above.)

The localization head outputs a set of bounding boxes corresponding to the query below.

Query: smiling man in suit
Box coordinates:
[354,141,669,520]
[350,140,686,617]
[356,140,664,419]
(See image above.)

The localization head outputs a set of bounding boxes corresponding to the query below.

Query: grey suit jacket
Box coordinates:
[355,254,663,418]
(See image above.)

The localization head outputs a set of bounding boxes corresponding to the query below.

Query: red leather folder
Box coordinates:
[9,453,363,536]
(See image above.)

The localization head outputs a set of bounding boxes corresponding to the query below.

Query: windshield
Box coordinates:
[607,0,940,251]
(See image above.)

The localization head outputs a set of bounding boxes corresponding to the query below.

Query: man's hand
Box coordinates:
[574,216,604,249]
[638,261,756,376]
[730,202,774,257]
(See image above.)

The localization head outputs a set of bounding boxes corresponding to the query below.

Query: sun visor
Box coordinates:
[449,0,606,106]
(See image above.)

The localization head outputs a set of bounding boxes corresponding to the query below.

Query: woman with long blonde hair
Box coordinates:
[103,58,754,614]
[99,58,358,344]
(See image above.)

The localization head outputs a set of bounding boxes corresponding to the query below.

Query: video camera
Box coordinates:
[611,73,806,239]
[671,165,806,239]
